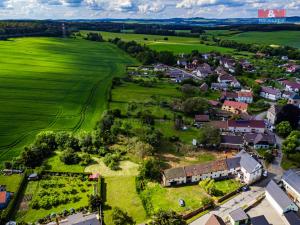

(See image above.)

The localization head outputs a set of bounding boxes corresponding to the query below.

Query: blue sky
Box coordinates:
[0,0,299,19]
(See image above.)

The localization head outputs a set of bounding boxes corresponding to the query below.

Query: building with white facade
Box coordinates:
[260,87,281,101]
[265,180,298,215]
[282,170,300,206]
[227,120,266,134]
[162,150,261,186]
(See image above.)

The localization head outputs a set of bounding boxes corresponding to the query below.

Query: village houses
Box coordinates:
[222,100,248,114]
[162,150,262,187]
[260,86,281,101]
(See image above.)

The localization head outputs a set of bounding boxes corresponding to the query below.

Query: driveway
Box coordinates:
[267,134,284,180]
[190,183,266,225]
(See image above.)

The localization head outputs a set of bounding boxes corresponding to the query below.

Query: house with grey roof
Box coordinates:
[236,150,262,184]
[162,150,262,186]
[228,207,249,225]
[265,180,298,215]
[162,167,186,186]
[244,133,276,149]
[250,215,270,225]
[260,87,281,101]
[283,211,300,225]
[282,170,300,206]
[220,135,244,150]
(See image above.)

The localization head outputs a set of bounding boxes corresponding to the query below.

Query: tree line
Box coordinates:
[109,37,176,65]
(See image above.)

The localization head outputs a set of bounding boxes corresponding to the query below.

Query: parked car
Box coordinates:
[179,199,185,207]
[263,171,268,177]
[242,186,250,192]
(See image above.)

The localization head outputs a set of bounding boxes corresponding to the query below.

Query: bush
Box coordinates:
[103,153,121,170]
[60,148,81,165]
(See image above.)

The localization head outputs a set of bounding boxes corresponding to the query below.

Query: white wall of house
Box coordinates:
[163,176,186,186]
[266,191,299,215]
[228,126,265,133]
[282,180,300,205]
[241,166,262,184]
[260,92,281,101]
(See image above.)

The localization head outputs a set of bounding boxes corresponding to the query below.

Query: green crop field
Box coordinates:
[211,30,300,49]
[0,37,137,162]
[82,31,235,54]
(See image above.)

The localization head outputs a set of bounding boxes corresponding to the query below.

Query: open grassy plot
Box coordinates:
[15,175,95,223]
[0,37,137,162]
[84,31,235,54]
[213,179,242,196]
[43,151,86,173]
[226,31,300,49]
[103,176,147,225]
[0,174,23,192]
[141,182,209,214]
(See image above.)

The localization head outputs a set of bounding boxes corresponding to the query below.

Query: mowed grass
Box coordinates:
[103,176,147,225]
[214,179,242,196]
[141,182,209,214]
[0,174,23,192]
[226,31,300,48]
[0,37,137,162]
[83,31,235,54]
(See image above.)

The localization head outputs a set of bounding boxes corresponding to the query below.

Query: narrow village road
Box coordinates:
[190,185,265,225]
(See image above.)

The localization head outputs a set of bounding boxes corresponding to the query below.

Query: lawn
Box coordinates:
[83,31,235,54]
[15,175,95,223]
[213,179,242,196]
[0,174,23,192]
[226,31,300,49]
[0,37,137,162]
[140,182,210,214]
[43,151,85,173]
[103,176,147,225]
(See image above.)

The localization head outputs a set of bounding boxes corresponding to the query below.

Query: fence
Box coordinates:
[182,203,213,220]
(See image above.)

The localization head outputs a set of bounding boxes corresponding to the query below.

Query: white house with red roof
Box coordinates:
[260,86,281,101]
[281,80,300,93]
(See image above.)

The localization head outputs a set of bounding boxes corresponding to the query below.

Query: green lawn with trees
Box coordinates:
[0,37,137,162]
[0,174,23,192]
[81,31,235,54]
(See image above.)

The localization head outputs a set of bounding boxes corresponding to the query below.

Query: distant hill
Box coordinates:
[65,16,300,26]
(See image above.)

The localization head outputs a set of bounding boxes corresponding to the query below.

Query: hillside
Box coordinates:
[0,37,137,162]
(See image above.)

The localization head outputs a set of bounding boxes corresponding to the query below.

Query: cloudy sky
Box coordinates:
[0,0,299,19]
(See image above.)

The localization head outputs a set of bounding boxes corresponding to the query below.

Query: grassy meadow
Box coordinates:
[206,30,300,48]
[0,37,137,162]
[83,31,235,54]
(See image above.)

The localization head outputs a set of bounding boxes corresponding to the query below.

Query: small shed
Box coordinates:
[0,191,10,210]
[89,173,100,181]
[228,207,249,225]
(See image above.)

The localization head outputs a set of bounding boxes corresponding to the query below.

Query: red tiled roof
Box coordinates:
[0,192,7,204]
[223,100,248,111]
[227,120,265,128]
[222,91,238,99]
[282,80,300,89]
[208,100,220,106]
[184,160,228,177]
[89,173,100,179]
[205,214,226,225]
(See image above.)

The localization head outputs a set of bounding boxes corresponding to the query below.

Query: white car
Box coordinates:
[263,171,268,177]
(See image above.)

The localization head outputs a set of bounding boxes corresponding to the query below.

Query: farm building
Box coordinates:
[265,180,298,215]
[162,150,261,186]
[220,135,244,150]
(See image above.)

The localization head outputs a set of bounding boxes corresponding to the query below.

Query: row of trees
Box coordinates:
[110,37,176,65]
[217,39,300,59]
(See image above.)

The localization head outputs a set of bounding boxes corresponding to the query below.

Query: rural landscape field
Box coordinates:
[0,3,300,225]
[0,37,137,162]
